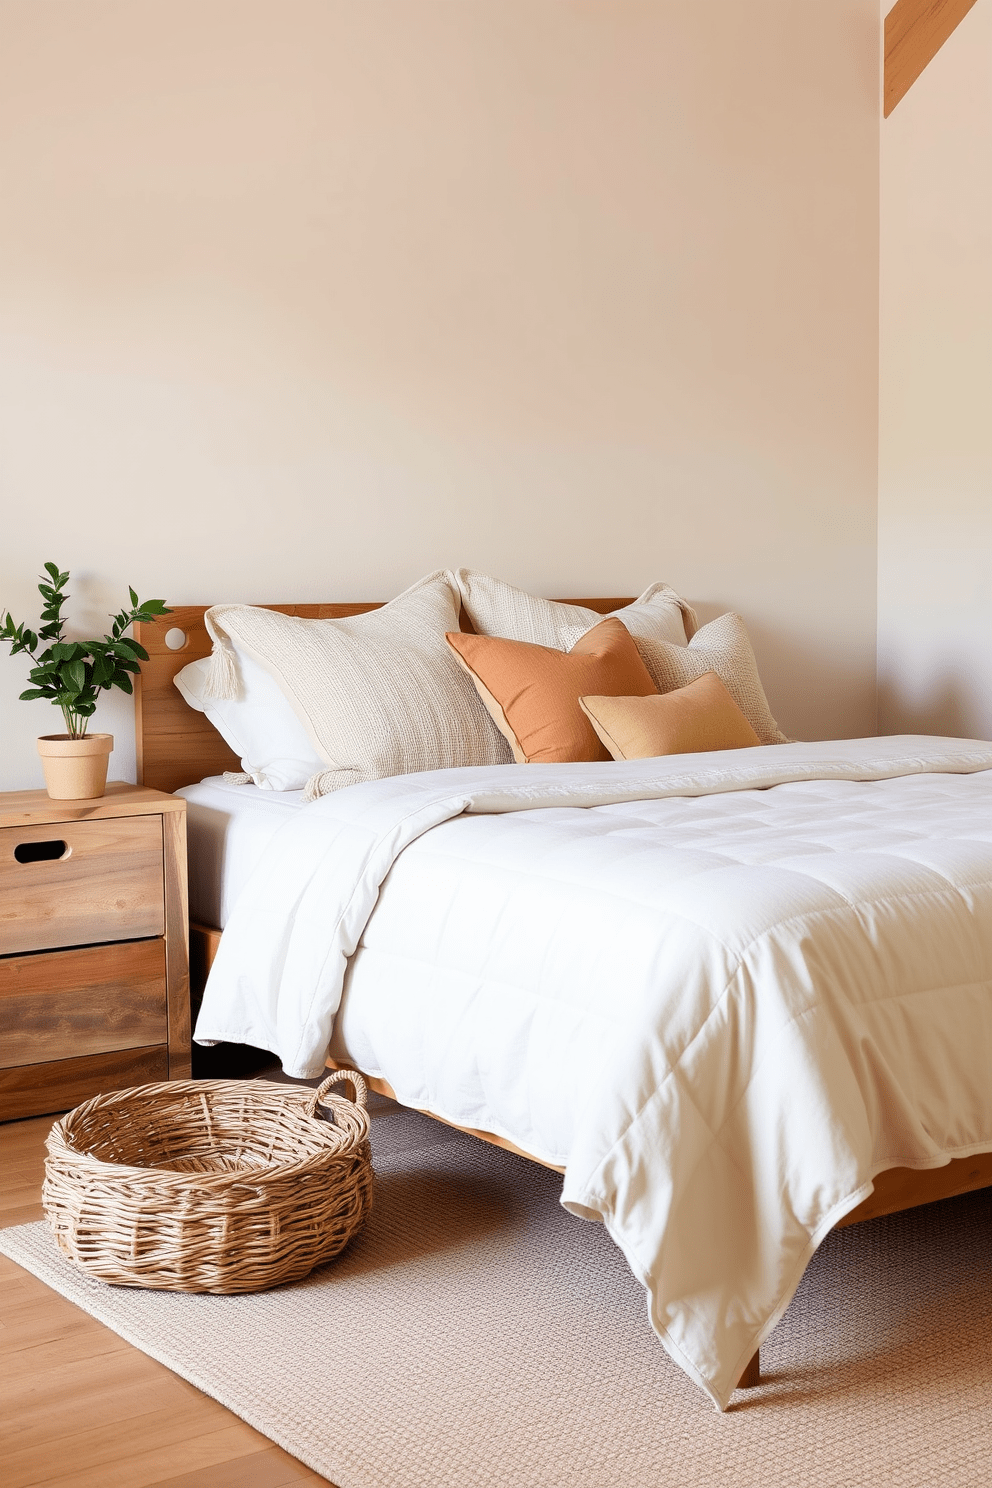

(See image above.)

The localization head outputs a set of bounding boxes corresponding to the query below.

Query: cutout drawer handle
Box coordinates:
[14,840,69,864]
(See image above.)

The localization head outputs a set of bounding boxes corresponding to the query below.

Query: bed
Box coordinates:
[133,595,992,1410]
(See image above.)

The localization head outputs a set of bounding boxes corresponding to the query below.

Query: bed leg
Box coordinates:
[738,1349,760,1389]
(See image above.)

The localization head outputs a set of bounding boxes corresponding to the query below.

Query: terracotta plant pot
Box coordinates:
[36,734,114,800]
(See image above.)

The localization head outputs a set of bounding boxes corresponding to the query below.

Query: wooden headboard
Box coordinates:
[133,597,635,795]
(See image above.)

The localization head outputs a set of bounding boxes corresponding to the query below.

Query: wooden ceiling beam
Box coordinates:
[884,0,980,116]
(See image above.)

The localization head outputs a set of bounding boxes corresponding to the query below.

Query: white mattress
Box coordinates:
[177,777,305,928]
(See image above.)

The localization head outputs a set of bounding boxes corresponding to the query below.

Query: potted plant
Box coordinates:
[1,563,170,800]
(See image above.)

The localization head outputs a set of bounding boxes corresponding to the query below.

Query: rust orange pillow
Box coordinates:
[445,618,657,764]
[578,671,761,760]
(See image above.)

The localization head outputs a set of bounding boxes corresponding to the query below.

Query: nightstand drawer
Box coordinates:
[0,939,168,1067]
[0,816,164,954]
[0,1045,170,1122]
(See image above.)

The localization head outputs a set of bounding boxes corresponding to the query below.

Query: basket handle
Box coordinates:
[307,1068,369,1118]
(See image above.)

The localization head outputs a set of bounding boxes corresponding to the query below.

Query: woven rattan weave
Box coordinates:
[42,1071,373,1293]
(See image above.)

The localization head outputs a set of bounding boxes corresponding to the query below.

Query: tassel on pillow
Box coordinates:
[303,767,365,802]
[202,611,242,701]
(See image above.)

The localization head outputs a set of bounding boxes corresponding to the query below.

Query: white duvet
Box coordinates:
[196,736,992,1409]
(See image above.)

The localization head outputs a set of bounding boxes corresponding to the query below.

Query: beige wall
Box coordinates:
[878,0,992,741]
[0,1,881,791]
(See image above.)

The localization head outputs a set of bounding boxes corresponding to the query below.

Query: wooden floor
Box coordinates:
[0,1114,333,1488]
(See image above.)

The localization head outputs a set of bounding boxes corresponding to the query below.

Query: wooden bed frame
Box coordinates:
[133,598,992,1392]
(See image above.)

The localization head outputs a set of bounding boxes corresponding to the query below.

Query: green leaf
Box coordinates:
[65,659,86,695]
[114,673,134,695]
[129,586,138,607]
[43,561,60,581]
[18,688,50,701]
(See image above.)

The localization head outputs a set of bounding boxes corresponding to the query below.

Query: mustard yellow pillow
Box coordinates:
[445,618,658,764]
[578,672,761,760]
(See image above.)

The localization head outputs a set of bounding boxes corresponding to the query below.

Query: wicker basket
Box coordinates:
[42,1070,373,1294]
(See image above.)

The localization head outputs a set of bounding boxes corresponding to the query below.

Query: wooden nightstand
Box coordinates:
[0,782,189,1121]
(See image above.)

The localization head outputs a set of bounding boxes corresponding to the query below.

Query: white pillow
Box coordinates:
[453,570,697,652]
[174,649,324,791]
[637,612,789,745]
[202,571,512,799]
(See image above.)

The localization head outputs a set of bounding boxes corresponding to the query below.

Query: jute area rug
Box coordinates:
[2,1104,990,1488]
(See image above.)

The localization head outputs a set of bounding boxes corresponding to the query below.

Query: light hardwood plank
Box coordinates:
[146,1447,328,1487]
[3,1346,203,1446]
[0,1120,335,1488]
[0,1202,48,1228]
[2,1322,129,1373]
[8,1418,278,1488]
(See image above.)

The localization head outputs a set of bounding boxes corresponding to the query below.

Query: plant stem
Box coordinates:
[59,704,88,739]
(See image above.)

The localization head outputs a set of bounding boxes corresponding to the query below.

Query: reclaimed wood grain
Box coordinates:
[0,815,164,955]
[0,940,167,1067]
[0,1044,169,1122]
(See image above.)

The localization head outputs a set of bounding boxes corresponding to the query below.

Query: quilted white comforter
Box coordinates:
[196,736,992,1409]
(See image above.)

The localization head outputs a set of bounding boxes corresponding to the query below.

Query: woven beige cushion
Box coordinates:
[453,570,697,651]
[203,572,511,799]
[632,613,788,744]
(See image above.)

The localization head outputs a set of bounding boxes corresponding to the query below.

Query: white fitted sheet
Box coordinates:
[177,777,305,928]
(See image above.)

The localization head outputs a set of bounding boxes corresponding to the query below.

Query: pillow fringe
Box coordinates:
[303,770,334,802]
[202,610,241,701]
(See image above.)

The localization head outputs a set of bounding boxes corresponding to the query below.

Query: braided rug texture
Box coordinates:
[2,1106,990,1488]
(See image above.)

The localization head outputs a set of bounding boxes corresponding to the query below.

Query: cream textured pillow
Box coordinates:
[453,570,697,650]
[633,613,788,744]
[202,572,512,798]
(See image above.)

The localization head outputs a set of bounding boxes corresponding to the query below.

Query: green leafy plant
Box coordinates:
[1,563,170,739]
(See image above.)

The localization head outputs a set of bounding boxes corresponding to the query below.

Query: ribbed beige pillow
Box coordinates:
[579,673,761,761]
[631,613,788,744]
[202,572,512,799]
[453,570,697,650]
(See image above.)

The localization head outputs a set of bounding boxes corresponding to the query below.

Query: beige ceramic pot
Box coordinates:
[36,733,114,800]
